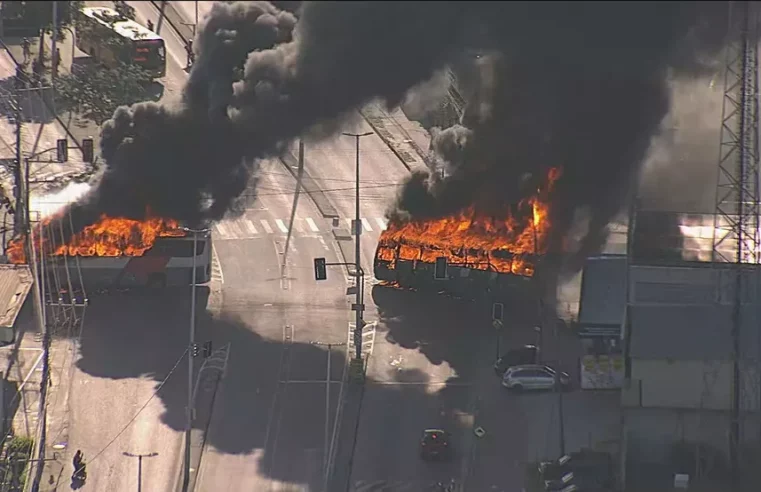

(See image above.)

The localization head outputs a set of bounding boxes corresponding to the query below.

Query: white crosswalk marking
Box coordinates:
[260,219,274,234]
[361,218,373,232]
[211,217,387,239]
[215,222,231,238]
[243,219,258,235]
[306,217,320,232]
[275,219,289,233]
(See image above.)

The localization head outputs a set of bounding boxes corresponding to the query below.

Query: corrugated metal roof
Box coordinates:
[0,264,33,328]
[578,255,628,327]
[629,304,760,360]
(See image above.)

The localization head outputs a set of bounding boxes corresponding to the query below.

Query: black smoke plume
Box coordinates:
[56,1,730,262]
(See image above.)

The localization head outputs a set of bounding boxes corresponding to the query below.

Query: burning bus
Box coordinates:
[373,168,561,300]
[6,215,212,290]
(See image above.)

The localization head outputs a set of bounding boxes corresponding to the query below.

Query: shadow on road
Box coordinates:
[0,77,56,125]
[68,282,489,490]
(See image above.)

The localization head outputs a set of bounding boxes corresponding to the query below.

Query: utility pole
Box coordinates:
[13,95,23,235]
[123,452,158,492]
[181,227,209,492]
[342,132,372,361]
[311,341,346,491]
[282,140,304,279]
[51,1,58,82]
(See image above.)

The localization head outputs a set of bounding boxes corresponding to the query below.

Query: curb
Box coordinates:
[149,0,194,47]
[359,105,432,174]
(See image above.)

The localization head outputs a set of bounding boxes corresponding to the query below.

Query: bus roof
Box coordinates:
[80,7,163,42]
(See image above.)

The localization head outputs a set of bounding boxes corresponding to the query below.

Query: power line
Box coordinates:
[86,347,188,466]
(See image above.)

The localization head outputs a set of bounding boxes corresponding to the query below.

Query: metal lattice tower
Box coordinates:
[711,2,761,486]
[713,1,761,265]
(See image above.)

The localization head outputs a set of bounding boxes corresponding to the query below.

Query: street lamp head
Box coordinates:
[181,226,211,234]
[342,132,373,138]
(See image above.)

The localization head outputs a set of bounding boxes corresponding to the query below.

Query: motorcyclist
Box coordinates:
[72,450,85,477]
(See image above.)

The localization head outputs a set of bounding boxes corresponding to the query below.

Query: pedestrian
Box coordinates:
[31,58,42,85]
[72,449,83,472]
[22,38,31,63]
[185,40,194,70]
[53,48,61,75]
[147,19,154,31]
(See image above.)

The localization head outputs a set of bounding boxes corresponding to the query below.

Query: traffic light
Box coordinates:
[82,138,94,163]
[434,257,448,280]
[191,343,200,357]
[56,139,68,163]
[202,341,213,358]
[492,302,504,322]
[314,257,327,281]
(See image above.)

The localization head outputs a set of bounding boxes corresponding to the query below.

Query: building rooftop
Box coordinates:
[0,264,33,329]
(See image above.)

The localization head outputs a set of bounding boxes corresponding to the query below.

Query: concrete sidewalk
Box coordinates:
[0,305,81,491]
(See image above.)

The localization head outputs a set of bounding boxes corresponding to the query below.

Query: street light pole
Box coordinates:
[123,452,158,492]
[181,226,209,492]
[342,132,372,361]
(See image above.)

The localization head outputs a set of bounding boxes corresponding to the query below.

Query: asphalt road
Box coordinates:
[194,157,351,491]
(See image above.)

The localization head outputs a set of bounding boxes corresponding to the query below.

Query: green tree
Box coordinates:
[56,62,153,125]
[112,1,136,21]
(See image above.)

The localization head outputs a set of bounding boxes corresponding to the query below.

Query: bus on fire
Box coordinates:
[60,230,213,290]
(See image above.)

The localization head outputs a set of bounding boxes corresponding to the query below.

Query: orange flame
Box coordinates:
[7,215,186,264]
[375,167,562,277]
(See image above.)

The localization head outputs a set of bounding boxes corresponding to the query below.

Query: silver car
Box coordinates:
[501,364,571,391]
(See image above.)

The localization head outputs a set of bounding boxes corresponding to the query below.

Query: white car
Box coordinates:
[501,364,571,392]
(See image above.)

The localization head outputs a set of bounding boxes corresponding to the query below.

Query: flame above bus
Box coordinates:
[7,215,186,264]
[376,167,562,277]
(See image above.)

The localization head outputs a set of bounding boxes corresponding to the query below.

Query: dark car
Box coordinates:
[494,345,539,376]
[539,451,614,491]
[420,429,451,461]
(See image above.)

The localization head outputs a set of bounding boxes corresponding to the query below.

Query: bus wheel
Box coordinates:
[147,273,167,289]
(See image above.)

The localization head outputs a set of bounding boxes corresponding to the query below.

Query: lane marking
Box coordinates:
[243,219,258,235]
[375,217,388,230]
[215,222,231,238]
[306,217,320,232]
[260,219,274,234]
[361,218,373,232]
[275,219,289,233]
[211,243,225,284]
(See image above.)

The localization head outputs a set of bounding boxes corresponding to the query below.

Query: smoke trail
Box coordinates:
[387,1,730,268]
[62,1,298,234]
[58,0,730,262]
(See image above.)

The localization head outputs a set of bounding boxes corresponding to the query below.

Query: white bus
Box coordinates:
[76,6,167,78]
[46,231,212,290]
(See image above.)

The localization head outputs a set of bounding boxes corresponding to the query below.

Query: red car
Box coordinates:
[420,429,451,461]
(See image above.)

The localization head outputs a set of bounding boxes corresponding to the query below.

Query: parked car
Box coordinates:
[419,429,451,461]
[501,364,571,392]
[493,345,540,376]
